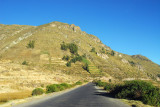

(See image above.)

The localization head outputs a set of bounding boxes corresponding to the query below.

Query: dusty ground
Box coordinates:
[0,59,82,103]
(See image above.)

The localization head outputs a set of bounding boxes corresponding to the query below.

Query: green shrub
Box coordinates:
[26,40,35,49]
[32,88,44,96]
[70,58,76,63]
[70,55,83,63]
[60,83,71,89]
[56,84,65,91]
[22,61,28,65]
[46,83,73,94]
[46,84,59,93]
[75,55,83,61]
[142,87,160,106]
[66,61,71,67]
[75,81,82,85]
[84,80,88,83]
[62,55,70,61]
[60,42,78,54]
[95,80,107,87]
[60,42,68,50]
[111,80,160,106]
[68,43,78,54]
[83,63,89,72]
[104,83,115,91]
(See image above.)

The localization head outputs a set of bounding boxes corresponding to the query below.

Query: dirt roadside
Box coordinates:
[1,83,89,107]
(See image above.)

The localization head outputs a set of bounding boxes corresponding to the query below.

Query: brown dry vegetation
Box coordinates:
[0,90,31,104]
[0,22,160,104]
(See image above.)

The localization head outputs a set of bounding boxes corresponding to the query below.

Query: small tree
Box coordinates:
[62,55,70,61]
[60,42,68,50]
[83,63,89,72]
[68,43,78,54]
[26,40,35,49]
[71,58,76,63]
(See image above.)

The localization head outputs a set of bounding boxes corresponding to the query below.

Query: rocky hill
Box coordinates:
[0,21,160,93]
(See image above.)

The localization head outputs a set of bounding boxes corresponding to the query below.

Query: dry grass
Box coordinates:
[121,99,153,107]
[0,21,160,91]
[0,90,31,103]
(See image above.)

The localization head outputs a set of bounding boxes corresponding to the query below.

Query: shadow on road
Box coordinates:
[94,91,115,98]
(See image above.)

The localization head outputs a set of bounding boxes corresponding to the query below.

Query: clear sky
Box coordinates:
[0,0,160,65]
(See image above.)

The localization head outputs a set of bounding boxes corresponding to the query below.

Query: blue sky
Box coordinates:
[0,0,160,65]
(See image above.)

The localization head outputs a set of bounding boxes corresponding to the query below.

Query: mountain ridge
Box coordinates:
[0,21,160,81]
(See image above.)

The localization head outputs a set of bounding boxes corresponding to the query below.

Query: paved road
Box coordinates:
[15,83,130,107]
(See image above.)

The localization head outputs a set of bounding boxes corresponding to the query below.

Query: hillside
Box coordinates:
[0,21,160,94]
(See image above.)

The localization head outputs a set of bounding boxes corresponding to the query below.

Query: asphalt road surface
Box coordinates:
[15,83,130,107]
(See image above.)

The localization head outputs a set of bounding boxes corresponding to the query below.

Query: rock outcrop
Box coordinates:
[70,24,81,32]
[97,53,109,59]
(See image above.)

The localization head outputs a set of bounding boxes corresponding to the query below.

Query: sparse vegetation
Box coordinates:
[66,61,71,67]
[60,83,71,89]
[26,40,35,49]
[101,47,105,53]
[22,61,28,65]
[60,42,68,50]
[83,63,89,72]
[60,42,78,54]
[46,82,82,94]
[61,42,83,67]
[75,81,82,85]
[62,55,70,61]
[94,80,107,87]
[90,47,96,53]
[1,22,160,106]
[70,55,83,63]
[111,50,115,56]
[32,88,44,96]
[82,58,90,64]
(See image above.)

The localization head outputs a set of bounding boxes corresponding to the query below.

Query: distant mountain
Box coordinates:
[0,21,160,81]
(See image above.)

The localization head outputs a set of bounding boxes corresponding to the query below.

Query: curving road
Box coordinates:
[15,83,130,107]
